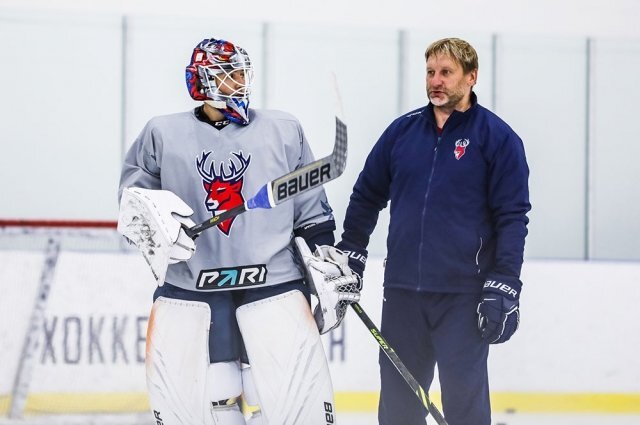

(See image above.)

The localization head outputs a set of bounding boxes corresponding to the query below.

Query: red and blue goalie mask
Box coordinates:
[186,38,254,125]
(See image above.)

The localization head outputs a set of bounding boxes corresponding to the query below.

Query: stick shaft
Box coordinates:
[184,204,246,239]
[350,302,449,425]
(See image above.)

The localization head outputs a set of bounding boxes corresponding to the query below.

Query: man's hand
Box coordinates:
[335,240,368,280]
[477,277,521,344]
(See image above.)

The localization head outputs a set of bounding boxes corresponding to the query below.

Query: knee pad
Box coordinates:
[236,290,335,425]
[241,365,263,425]
[207,361,245,425]
[207,361,242,403]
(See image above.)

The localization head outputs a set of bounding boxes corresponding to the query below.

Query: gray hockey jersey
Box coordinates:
[119,108,334,292]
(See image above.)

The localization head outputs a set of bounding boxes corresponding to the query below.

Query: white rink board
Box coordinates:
[1,251,640,401]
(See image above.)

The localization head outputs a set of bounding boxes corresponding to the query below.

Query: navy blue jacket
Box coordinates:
[340,94,531,293]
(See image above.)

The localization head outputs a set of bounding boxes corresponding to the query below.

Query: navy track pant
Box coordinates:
[378,288,490,425]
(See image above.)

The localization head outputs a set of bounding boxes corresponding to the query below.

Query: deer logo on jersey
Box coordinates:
[196,150,251,236]
[454,139,470,160]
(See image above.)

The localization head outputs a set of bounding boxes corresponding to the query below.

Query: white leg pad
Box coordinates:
[236,290,336,425]
[146,297,211,425]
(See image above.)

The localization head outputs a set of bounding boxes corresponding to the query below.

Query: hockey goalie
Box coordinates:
[117,37,359,425]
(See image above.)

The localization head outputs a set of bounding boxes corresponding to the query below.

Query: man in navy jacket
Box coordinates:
[337,38,531,425]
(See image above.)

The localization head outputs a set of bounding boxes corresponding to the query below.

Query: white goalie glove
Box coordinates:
[294,236,361,334]
[118,187,196,285]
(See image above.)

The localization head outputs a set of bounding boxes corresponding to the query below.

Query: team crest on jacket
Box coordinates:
[454,139,470,160]
[196,150,251,236]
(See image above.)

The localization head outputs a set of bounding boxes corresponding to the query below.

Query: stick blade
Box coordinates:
[332,116,348,175]
[263,115,347,206]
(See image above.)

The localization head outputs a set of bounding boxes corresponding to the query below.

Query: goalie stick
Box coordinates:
[351,302,449,425]
[184,116,347,238]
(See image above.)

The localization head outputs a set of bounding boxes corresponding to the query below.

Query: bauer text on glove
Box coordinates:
[477,277,521,344]
[334,240,367,279]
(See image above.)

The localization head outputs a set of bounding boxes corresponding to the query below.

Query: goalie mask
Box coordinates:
[186,38,254,125]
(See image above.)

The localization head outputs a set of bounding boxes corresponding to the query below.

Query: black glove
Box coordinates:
[334,240,368,280]
[477,276,521,344]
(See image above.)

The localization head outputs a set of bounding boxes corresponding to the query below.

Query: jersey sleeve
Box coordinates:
[118,120,163,201]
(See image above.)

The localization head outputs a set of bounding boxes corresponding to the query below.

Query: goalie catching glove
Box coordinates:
[117,187,196,285]
[294,237,361,334]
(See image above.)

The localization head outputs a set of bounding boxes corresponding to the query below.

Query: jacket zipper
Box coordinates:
[418,134,441,286]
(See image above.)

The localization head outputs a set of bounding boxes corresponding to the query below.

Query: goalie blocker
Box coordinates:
[118,187,196,284]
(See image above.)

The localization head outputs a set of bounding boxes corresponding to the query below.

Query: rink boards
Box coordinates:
[1,251,640,415]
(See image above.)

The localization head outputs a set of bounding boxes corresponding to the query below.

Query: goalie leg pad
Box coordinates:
[236,290,335,425]
[146,296,211,425]
[146,297,246,425]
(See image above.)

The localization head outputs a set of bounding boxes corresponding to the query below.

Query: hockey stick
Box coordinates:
[350,302,449,425]
[184,115,347,238]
